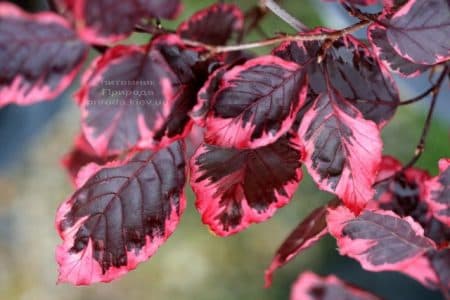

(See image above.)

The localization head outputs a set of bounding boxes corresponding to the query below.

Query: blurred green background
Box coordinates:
[0,1,448,299]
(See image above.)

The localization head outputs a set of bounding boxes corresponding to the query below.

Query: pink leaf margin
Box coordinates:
[204,55,308,149]
[55,154,187,285]
[299,93,383,214]
[327,206,438,287]
[264,203,333,288]
[190,135,304,237]
[72,0,183,45]
[425,159,450,226]
[76,44,177,156]
[177,3,244,43]
[291,271,381,300]
[0,2,87,107]
[385,0,450,65]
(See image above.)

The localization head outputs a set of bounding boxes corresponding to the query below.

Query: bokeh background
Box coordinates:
[0,0,449,299]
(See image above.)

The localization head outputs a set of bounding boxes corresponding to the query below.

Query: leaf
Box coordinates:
[77,34,208,156]
[373,155,403,185]
[382,0,450,65]
[425,159,450,226]
[368,17,429,77]
[372,156,449,248]
[424,217,450,248]
[191,65,229,127]
[429,249,450,296]
[190,134,304,236]
[373,156,431,222]
[265,200,339,288]
[204,55,308,149]
[274,31,399,127]
[327,206,437,286]
[177,3,244,45]
[184,123,205,160]
[223,50,256,65]
[274,34,390,213]
[61,133,116,185]
[0,3,87,107]
[400,255,440,289]
[290,271,382,300]
[300,89,382,213]
[191,54,252,127]
[70,0,182,44]
[383,0,408,10]
[55,141,187,285]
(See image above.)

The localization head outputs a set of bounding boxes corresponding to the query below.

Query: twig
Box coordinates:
[402,66,448,170]
[399,73,448,105]
[358,69,449,107]
[134,22,174,35]
[260,0,308,32]
[182,20,370,54]
[374,66,448,185]
[343,3,382,22]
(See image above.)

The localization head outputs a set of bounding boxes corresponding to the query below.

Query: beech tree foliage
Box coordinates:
[1,0,449,297]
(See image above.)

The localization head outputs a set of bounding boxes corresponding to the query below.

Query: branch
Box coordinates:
[402,66,448,169]
[182,20,371,54]
[260,0,308,32]
[134,23,174,35]
[358,69,449,107]
[374,66,448,185]
[399,76,448,105]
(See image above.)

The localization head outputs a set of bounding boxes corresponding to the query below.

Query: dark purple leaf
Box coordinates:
[274,30,399,127]
[265,201,338,287]
[273,31,397,213]
[425,159,450,226]
[56,141,187,285]
[71,0,182,44]
[191,53,253,127]
[177,3,244,45]
[190,134,304,236]
[368,20,429,77]
[184,123,205,159]
[383,0,408,11]
[0,3,87,107]
[424,217,450,247]
[203,55,308,149]
[382,0,450,65]
[291,271,382,300]
[327,206,438,286]
[223,50,256,65]
[300,89,382,213]
[372,156,450,248]
[373,156,431,224]
[429,249,450,296]
[77,34,208,156]
[61,133,116,185]
[191,65,229,127]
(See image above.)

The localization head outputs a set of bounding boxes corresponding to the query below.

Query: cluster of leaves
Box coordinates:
[0,0,448,297]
